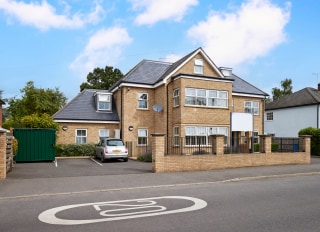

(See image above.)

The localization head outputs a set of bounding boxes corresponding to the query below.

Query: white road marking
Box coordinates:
[53,158,58,167]
[38,196,207,225]
[91,157,103,166]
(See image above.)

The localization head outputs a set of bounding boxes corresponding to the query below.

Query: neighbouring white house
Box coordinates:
[264,85,320,137]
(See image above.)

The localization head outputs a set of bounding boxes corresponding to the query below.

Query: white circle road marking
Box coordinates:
[38,196,207,225]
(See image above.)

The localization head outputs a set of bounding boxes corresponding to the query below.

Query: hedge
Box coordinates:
[55,144,96,157]
[299,127,320,156]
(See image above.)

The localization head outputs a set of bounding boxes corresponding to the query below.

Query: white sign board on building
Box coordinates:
[231,112,253,131]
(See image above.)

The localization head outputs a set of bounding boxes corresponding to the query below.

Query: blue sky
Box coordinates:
[1,0,319,102]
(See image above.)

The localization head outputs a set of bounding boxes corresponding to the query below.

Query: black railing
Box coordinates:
[271,137,300,152]
[166,137,212,155]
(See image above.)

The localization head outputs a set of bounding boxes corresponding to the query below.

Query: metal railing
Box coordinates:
[271,137,300,153]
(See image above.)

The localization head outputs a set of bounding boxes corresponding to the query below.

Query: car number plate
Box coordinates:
[112,150,121,154]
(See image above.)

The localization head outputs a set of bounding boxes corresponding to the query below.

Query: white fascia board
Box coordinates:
[176,75,233,83]
[54,120,120,124]
[232,92,267,99]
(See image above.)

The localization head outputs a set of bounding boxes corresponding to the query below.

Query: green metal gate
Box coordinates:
[13,129,56,162]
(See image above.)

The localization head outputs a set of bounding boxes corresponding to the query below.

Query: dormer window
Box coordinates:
[97,94,111,111]
[194,58,203,74]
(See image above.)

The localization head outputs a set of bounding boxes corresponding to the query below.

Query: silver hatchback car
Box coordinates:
[95,138,128,162]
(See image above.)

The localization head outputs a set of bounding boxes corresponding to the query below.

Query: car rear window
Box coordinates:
[107,140,124,146]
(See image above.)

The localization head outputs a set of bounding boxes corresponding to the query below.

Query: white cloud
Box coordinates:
[130,0,198,25]
[187,0,291,67]
[164,54,182,63]
[0,0,104,30]
[70,27,133,79]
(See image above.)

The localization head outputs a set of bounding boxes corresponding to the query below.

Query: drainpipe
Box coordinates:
[317,104,319,129]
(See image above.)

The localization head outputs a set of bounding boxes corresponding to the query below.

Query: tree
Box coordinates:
[80,66,123,91]
[3,81,67,129]
[271,78,293,101]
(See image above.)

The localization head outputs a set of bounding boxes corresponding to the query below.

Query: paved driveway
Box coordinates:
[6,158,152,179]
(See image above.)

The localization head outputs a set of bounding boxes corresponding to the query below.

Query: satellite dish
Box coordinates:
[152,104,163,112]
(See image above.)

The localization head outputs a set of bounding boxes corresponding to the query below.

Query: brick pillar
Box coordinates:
[211,135,224,156]
[259,135,272,154]
[299,135,311,163]
[151,133,165,173]
[0,129,7,179]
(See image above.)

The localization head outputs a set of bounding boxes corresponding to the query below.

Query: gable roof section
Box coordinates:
[0,99,5,105]
[110,47,267,97]
[265,87,320,110]
[53,89,119,122]
[232,74,269,97]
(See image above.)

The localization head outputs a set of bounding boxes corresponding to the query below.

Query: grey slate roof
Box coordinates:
[265,87,320,110]
[53,89,119,121]
[231,74,268,96]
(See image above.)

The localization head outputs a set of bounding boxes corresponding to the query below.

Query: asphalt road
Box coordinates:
[1,174,320,232]
[1,158,320,231]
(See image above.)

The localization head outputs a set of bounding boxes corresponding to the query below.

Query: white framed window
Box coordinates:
[185,88,228,108]
[97,94,111,111]
[99,129,109,138]
[173,126,180,146]
[185,126,228,146]
[138,93,148,109]
[194,58,203,74]
[266,112,273,121]
[76,129,87,144]
[173,88,180,107]
[244,101,259,115]
[138,129,148,146]
[253,131,259,144]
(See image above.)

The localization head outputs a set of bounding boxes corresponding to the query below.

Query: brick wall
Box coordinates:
[152,134,311,173]
[0,129,6,179]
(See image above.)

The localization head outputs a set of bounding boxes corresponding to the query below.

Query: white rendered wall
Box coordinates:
[264,105,319,137]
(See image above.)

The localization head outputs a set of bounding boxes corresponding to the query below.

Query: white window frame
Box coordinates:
[173,126,180,146]
[173,88,180,107]
[194,58,204,74]
[138,129,148,146]
[138,93,148,109]
[97,94,111,111]
[253,131,259,144]
[99,129,110,138]
[266,112,273,121]
[244,101,259,115]
[185,88,228,108]
[185,126,228,146]
[76,129,87,144]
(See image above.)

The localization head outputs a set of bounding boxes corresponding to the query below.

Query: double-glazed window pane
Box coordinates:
[185,88,228,107]
[138,129,148,145]
[76,129,87,144]
[138,93,148,109]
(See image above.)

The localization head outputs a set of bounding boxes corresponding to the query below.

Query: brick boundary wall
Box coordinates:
[0,129,7,179]
[151,134,311,173]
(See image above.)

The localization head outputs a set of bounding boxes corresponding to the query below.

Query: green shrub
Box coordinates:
[271,143,279,152]
[137,150,152,162]
[253,143,259,152]
[299,127,320,156]
[56,143,95,157]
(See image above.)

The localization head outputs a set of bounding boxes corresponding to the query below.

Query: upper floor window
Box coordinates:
[97,94,111,111]
[185,88,228,108]
[244,101,259,115]
[138,93,148,109]
[194,59,203,74]
[76,129,87,144]
[173,88,180,107]
[138,129,148,146]
[266,112,273,121]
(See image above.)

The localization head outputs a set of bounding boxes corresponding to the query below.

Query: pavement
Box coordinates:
[1,157,320,200]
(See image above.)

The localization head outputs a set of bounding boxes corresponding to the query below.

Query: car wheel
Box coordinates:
[123,158,128,162]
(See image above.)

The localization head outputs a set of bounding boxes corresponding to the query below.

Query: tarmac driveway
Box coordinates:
[6,158,152,179]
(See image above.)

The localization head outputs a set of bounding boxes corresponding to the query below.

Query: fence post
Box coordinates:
[299,135,311,153]
[259,135,272,154]
[0,129,7,179]
[151,133,165,173]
